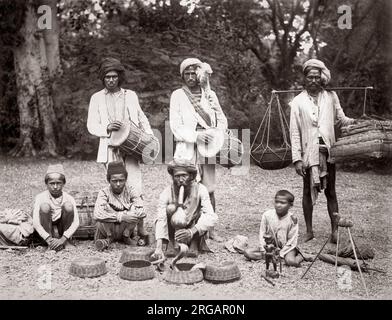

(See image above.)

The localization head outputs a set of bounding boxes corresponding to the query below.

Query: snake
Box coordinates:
[170,242,189,272]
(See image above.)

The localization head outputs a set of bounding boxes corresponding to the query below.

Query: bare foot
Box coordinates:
[301,252,315,262]
[304,232,314,242]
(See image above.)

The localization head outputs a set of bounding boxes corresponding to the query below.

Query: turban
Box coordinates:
[107,161,127,181]
[98,57,125,81]
[303,59,331,85]
[180,58,202,76]
[167,159,197,176]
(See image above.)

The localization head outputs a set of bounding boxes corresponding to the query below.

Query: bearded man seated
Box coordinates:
[152,159,218,261]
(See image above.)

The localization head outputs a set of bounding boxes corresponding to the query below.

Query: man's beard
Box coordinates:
[305,83,322,94]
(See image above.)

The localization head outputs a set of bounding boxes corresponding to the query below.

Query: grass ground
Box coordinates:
[0,156,391,300]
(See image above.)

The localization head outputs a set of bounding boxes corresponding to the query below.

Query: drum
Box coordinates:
[109,122,160,163]
[196,128,225,158]
[70,191,97,240]
[197,129,244,168]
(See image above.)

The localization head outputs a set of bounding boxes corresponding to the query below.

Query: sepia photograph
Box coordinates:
[0,0,391,306]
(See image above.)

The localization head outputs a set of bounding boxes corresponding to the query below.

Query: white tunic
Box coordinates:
[87,88,153,163]
[289,90,354,167]
[169,88,228,161]
[259,209,298,258]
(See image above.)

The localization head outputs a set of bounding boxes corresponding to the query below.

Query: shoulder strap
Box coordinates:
[182,86,213,127]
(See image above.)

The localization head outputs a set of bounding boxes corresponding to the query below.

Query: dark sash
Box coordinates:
[182,86,213,128]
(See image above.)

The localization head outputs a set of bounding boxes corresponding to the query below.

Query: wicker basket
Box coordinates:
[119,260,155,281]
[251,147,292,170]
[119,247,155,264]
[163,263,204,285]
[204,261,241,283]
[70,191,98,240]
[69,257,107,278]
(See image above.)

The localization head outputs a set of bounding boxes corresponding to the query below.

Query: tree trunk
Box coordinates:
[11,0,58,157]
[40,0,62,79]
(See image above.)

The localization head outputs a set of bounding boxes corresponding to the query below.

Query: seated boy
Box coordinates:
[244,190,312,267]
[33,164,79,251]
[93,161,148,250]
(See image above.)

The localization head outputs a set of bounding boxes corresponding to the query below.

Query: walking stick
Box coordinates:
[301,234,332,279]
[335,228,340,273]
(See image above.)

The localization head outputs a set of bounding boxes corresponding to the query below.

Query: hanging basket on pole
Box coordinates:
[251,91,292,170]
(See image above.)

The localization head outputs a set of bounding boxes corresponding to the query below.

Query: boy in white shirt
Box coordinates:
[33,164,79,251]
[244,190,312,267]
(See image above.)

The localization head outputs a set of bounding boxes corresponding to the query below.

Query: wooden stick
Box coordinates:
[261,274,275,286]
[301,234,331,279]
[0,245,28,250]
[347,227,369,297]
[335,227,340,273]
[272,87,374,94]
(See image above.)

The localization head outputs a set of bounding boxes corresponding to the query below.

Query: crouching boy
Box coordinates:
[93,161,148,250]
[33,164,79,251]
[244,190,312,267]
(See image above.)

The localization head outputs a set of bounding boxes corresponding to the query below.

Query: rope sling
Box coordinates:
[251,86,387,169]
[251,91,292,170]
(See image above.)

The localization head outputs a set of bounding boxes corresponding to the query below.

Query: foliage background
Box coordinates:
[0,0,391,158]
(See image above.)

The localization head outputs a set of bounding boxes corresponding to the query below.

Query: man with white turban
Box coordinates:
[289,58,357,243]
[169,58,228,242]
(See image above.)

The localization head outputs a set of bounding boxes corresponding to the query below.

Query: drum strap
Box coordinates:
[182,86,214,128]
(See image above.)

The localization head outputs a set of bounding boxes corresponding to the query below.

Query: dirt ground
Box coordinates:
[0,156,391,300]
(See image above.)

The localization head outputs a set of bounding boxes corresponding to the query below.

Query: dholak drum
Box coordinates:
[70,191,98,240]
[197,129,244,168]
[109,122,160,163]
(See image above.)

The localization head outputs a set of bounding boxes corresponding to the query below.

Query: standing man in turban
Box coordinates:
[169,58,228,242]
[87,57,153,240]
[289,59,357,243]
[152,159,218,261]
